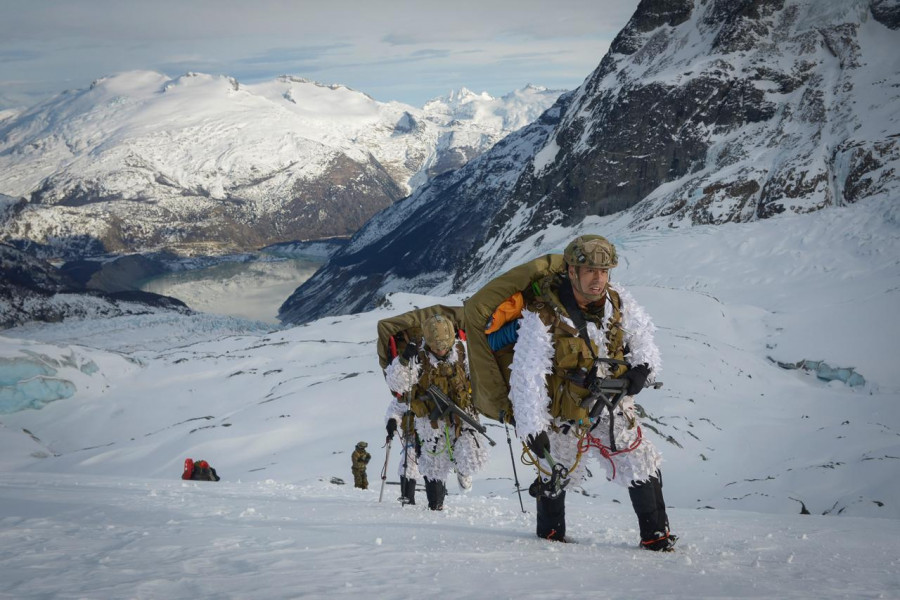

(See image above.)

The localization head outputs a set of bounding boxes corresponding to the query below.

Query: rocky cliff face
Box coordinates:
[0,74,562,259]
[0,243,188,328]
[279,0,900,324]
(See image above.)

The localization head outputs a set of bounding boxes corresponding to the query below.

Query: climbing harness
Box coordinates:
[578,426,643,481]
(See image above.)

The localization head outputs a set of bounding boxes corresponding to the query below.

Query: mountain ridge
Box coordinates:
[0,71,564,259]
[279,0,900,325]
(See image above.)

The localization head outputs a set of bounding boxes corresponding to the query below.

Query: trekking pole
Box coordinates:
[378,435,392,502]
[500,410,527,513]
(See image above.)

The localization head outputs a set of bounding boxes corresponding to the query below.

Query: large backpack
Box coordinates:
[377,305,468,433]
[463,254,568,422]
[376,305,466,372]
[181,458,221,481]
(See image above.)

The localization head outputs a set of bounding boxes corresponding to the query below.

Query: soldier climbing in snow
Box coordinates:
[465,235,677,550]
[383,313,490,510]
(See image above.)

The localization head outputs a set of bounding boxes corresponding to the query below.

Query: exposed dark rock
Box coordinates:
[708,0,785,53]
[393,112,420,134]
[278,154,406,240]
[106,289,188,310]
[0,242,188,328]
[610,0,694,55]
[60,254,169,292]
[1,242,80,293]
[871,0,900,29]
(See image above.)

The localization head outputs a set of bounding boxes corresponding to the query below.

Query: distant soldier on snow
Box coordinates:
[467,234,676,550]
[384,313,490,510]
[351,441,371,489]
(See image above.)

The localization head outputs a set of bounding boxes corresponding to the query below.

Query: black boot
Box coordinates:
[399,476,415,505]
[424,477,433,507]
[425,478,446,511]
[629,471,676,551]
[404,478,417,505]
[535,491,567,541]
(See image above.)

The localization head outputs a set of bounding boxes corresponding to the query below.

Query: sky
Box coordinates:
[0,0,639,111]
[1,192,899,597]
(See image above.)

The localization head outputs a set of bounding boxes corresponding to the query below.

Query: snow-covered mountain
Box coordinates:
[0,72,563,258]
[278,0,900,325]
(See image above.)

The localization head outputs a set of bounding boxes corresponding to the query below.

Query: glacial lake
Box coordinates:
[139,257,322,324]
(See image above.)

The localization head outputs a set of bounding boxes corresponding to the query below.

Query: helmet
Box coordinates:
[356,441,367,448]
[423,314,455,354]
[563,235,618,269]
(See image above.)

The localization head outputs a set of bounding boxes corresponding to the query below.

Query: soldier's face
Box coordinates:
[569,265,609,304]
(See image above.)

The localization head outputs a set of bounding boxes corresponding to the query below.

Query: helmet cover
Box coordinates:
[423,314,455,354]
[563,235,618,269]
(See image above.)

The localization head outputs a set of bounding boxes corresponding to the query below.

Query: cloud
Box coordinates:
[0,0,641,108]
[408,49,453,60]
[236,44,352,67]
[382,34,420,46]
[0,49,45,63]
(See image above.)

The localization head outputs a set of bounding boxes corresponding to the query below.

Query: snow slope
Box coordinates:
[1,192,898,597]
[1,473,897,599]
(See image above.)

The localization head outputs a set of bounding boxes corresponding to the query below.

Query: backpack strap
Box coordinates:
[558,280,600,367]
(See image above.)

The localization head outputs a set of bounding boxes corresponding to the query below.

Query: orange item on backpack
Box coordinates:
[484,292,524,334]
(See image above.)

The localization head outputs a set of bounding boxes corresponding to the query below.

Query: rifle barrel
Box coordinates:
[426,385,497,446]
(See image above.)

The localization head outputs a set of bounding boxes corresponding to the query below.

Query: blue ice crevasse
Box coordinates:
[0,354,87,414]
[769,357,866,387]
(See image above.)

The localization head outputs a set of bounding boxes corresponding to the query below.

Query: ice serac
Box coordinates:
[0,73,563,259]
[278,0,900,325]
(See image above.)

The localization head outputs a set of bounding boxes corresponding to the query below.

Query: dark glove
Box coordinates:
[526,431,551,459]
[624,363,651,396]
[400,342,418,364]
[386,417,397,438]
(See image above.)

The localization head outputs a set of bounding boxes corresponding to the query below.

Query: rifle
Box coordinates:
[425,385,497,446]
[579,358,663,451]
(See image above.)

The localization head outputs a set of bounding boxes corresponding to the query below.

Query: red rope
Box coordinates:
[577,426,643,481]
